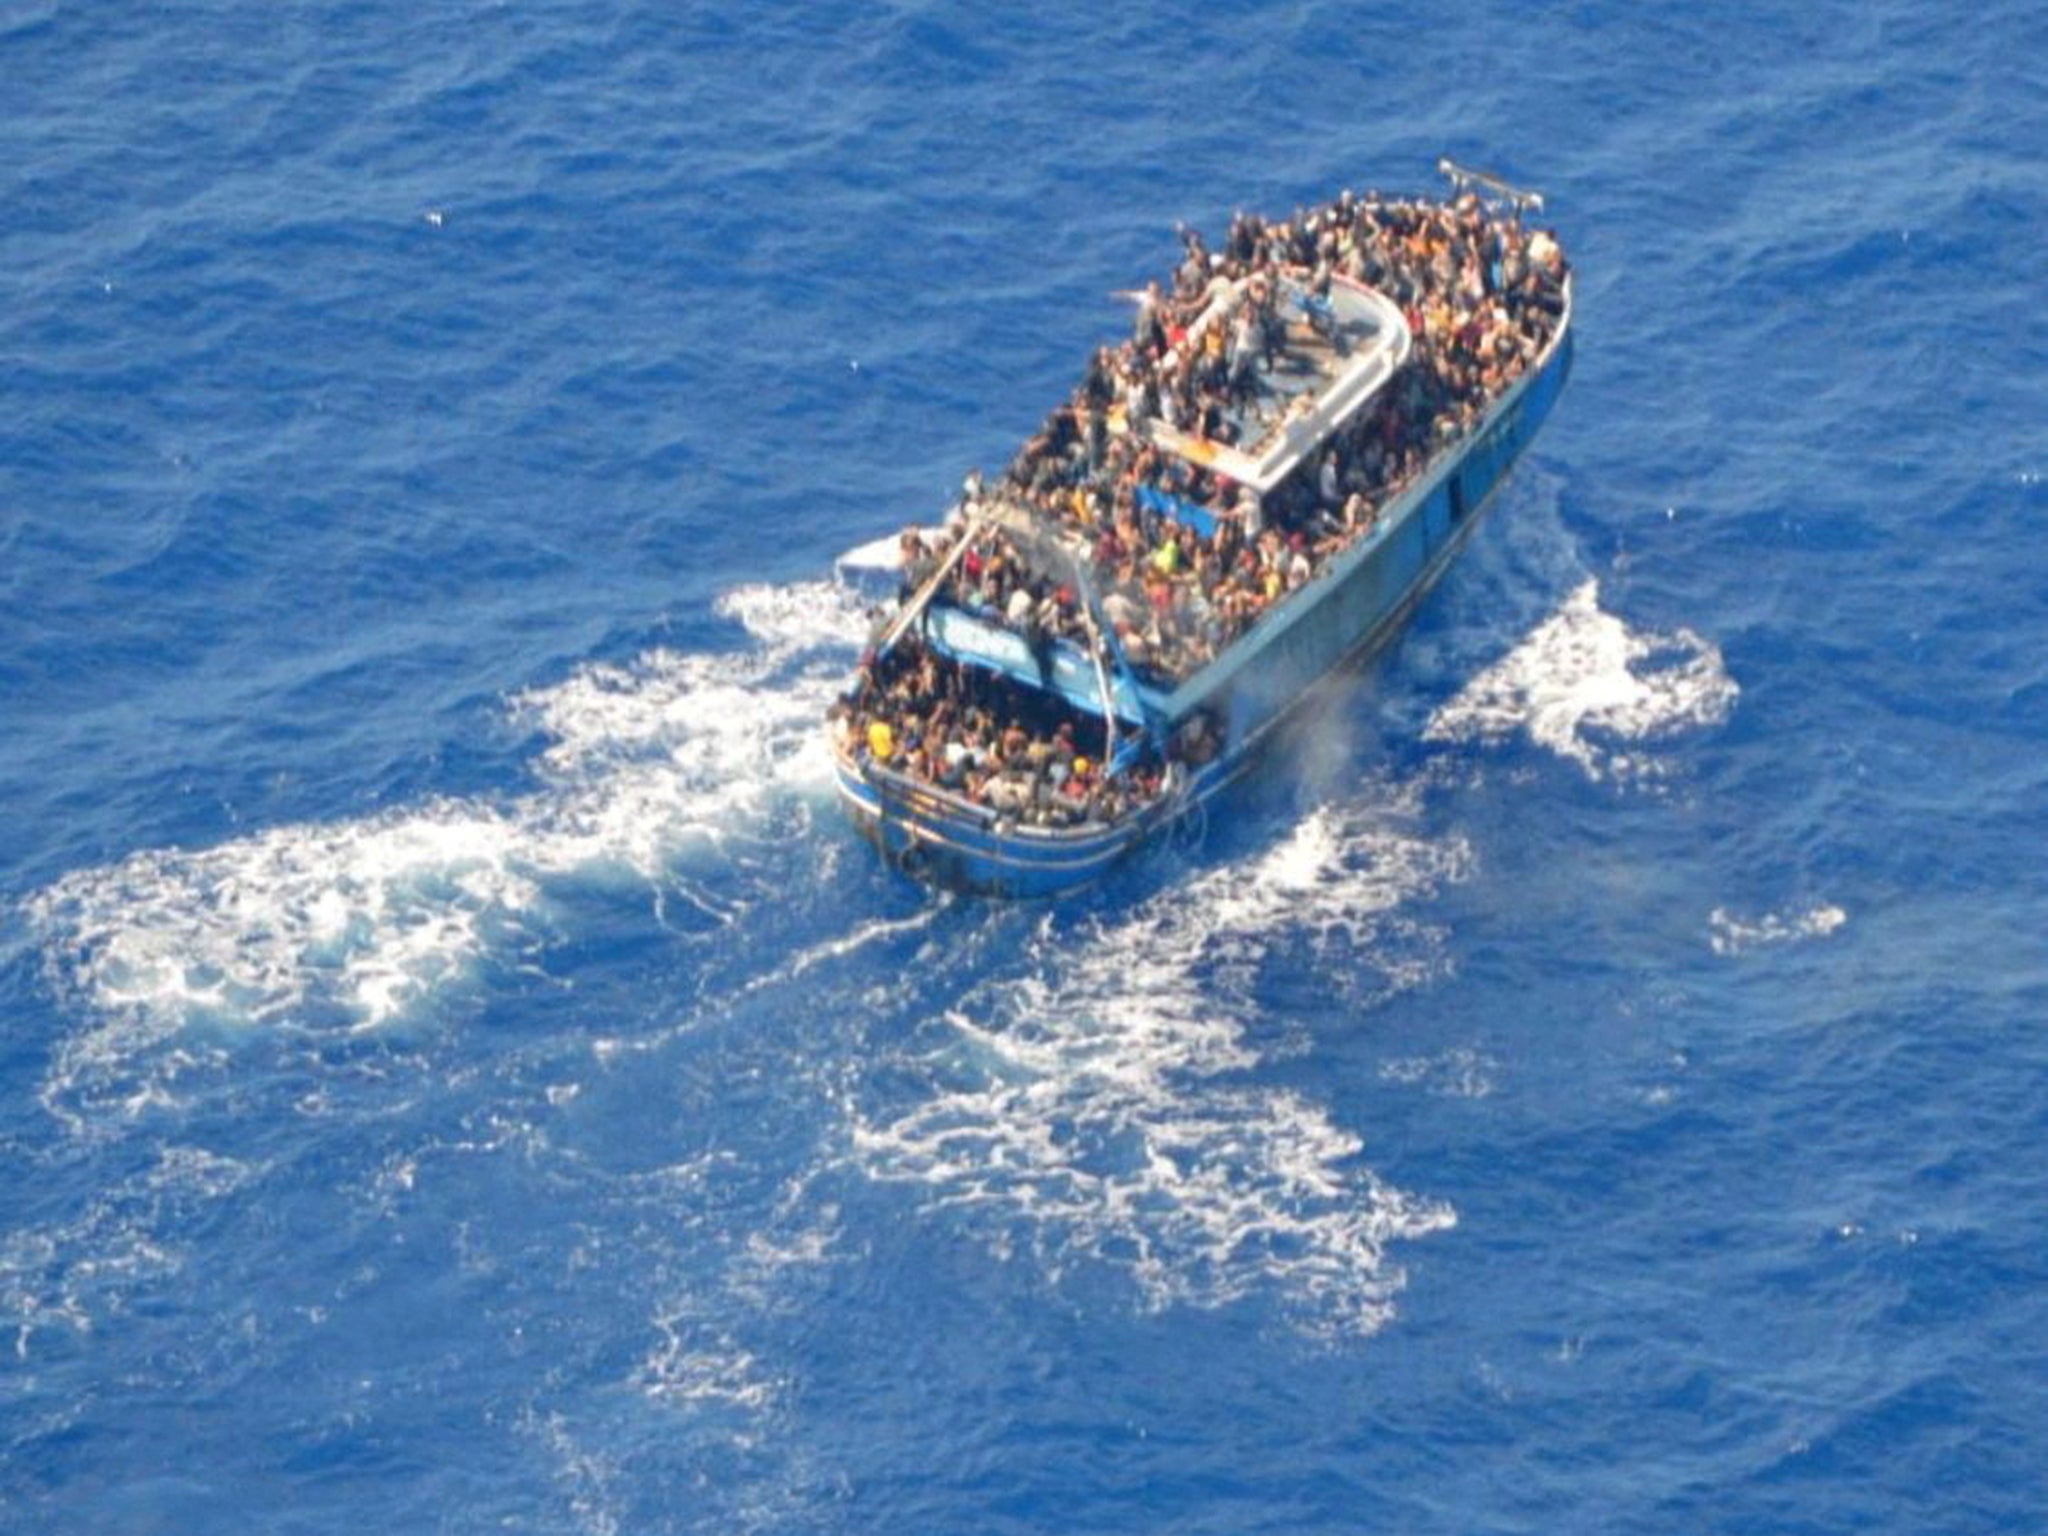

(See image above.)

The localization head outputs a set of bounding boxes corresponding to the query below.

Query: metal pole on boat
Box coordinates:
[873,503,994,658]
[1062,540,1121,766]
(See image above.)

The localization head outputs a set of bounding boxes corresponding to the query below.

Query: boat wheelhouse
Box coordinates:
[831,163,1573,895]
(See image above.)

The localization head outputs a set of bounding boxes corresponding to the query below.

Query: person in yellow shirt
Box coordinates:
[1151,532,1181,577]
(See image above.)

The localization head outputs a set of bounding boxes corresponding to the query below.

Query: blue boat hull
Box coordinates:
[834,764,1181,896]
[836,309,1573,898]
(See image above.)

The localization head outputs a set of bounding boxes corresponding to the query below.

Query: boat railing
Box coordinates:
[843,746,1140,842]
[840,745,998,828]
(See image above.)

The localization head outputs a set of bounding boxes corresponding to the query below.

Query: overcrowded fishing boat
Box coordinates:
[830,161,1573,895]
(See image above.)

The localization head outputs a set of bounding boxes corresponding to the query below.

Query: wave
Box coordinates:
[1424,577,1738,782]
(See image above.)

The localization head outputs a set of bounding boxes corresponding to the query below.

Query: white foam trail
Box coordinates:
[731,907,944,1004]
[1425,578,1737,782]
[23,580,871,1126]
[852,792,1465,1336]
[1708,902,1847,955]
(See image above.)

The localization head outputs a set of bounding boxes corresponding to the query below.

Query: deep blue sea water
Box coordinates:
[5,1,2046,1531]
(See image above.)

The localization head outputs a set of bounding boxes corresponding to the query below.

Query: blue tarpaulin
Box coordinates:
[1135,485,1216,537]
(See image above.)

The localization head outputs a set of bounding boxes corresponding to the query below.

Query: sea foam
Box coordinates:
[23,580,870,1127]
[851,789,1466,1337]
[1425,577,1738,781]
[1709,902,1848,955]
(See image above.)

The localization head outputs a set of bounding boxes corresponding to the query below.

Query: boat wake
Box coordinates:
[20,580,870,1131]
[850,785,1467,1338]
[1424,577,1738,782]
[17,560,1669,1350]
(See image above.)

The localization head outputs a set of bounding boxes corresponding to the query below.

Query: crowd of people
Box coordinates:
[906,189,1567,684]
[838,186,1568,826]
[831,643,1218,829]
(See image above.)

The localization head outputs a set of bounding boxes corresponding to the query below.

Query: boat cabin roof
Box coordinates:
[1134,276,1411,495]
